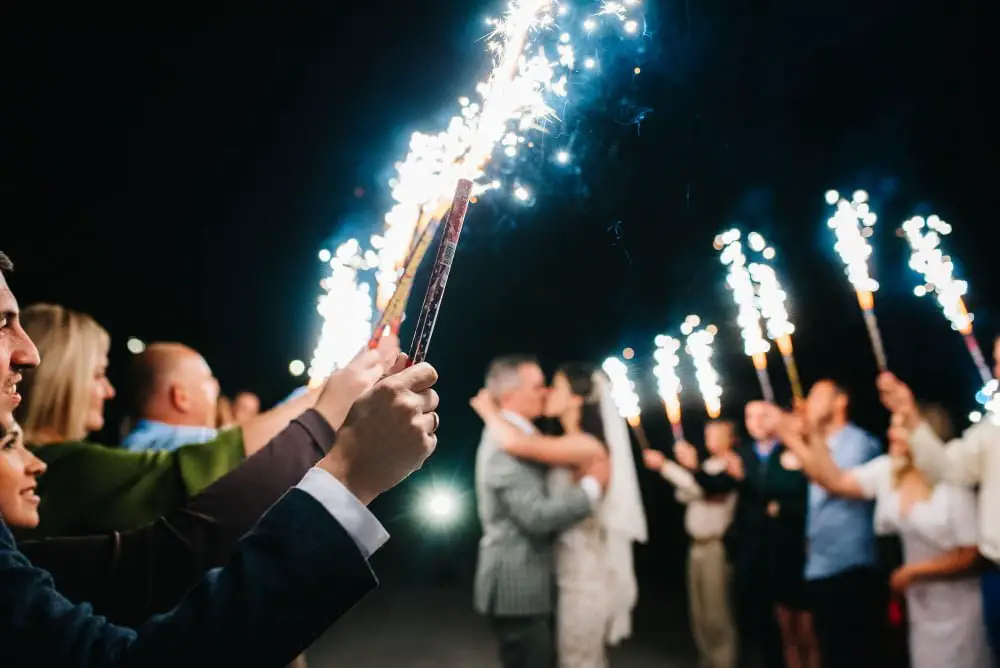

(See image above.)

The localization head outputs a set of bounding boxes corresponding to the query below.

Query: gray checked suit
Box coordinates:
[473,413,593,668]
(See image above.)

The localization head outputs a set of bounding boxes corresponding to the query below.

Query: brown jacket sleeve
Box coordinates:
[19,409,336,627]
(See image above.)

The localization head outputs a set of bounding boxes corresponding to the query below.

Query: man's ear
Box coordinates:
[168,385,190,413]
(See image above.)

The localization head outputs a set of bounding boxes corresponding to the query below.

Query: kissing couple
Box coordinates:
[471,355,648,668]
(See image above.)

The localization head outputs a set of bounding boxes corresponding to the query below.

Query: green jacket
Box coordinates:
[23,428,245,539]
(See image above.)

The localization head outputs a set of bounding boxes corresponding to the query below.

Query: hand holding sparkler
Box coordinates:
[681,316,723,418]
[901,214,993,386]
[602,356,651,450]
[653,333,685,442]
[716,230,775,402]
[825,189,887,371]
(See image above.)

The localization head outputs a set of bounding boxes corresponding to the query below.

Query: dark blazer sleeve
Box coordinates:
[1,489,377,668]
[19,410,336,627]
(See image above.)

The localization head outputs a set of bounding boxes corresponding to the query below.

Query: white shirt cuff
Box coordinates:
[579,475,602,505]
[296,467,390,559]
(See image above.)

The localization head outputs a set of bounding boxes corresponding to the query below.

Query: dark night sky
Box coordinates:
[0,1,986,560]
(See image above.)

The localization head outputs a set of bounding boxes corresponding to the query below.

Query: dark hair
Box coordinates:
[706,418,738,439]
[554,362,607,448]
[918,402,954,442]
[0,251,13,274]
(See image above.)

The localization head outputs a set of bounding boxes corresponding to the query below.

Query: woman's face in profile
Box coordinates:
[0,423,46,528]
[886,413,911,459]
[84,352,116,434]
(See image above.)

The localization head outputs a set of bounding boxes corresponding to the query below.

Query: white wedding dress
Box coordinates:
[549,372,649,668]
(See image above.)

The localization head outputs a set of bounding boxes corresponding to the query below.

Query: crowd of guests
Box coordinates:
[0,250,442,667]
[642,361,1000,668]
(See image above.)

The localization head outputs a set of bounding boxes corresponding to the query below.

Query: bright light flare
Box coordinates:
[602,356,641,424]
[126,337,145,355]
[716,229,770,357]
[288,360,305,377]
[901,214,972,334]
[747,258,795,341]
[683,321,723,418]
[420,487,461,525]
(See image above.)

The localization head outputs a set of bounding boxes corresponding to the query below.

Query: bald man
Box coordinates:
[123,343,315,455]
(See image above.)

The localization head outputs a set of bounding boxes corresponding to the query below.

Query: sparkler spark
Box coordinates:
[683,318,722,418]
[901,215,970,333]
[826,189,879,302]
[602,356,642,424]
[653,333,685,440]
[307,0,645,380]
[307,240,375,384]
[716,229,769,357]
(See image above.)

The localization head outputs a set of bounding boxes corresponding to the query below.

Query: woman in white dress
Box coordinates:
[471,363,648,668]
[779,404,990,668]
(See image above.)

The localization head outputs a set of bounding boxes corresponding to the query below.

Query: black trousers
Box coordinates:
[490,614,553,668]
[809,567,886,668]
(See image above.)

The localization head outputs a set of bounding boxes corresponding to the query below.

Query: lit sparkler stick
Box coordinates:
[681,315,722,418]
[825,189,887,371]
[408,179,474,363]
[368,216,443,348]
[307,240,375,386]
[602,355,651,450]
[901,214,993,386]
[745,233,804,400]
[716,229,775,402]
[653,333,685,442]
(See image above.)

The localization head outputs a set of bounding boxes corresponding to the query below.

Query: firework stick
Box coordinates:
[368,216,443,348]
[856,289,888,371]
[408,179,474,364]
[775,334,804,400]
[752,352,776,403]
[664,398,685,442]
[626,416,652,451]
[962,332,993,386]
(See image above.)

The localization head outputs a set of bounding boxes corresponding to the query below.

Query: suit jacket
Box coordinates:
[692,442,769,567]
[18,409,335,627]
[473,423,592,617]
[0,487,378,668]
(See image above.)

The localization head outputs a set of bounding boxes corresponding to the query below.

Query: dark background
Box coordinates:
[0,0,986,656]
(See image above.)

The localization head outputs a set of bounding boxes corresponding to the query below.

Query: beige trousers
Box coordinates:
[687,539,737,668]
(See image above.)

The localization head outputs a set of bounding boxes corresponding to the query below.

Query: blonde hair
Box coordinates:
[15,304,110,443]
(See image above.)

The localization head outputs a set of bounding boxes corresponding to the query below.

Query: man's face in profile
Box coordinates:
[0,273,40,429]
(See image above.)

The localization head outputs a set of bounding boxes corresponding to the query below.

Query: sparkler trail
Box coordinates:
[653,333,685,441]
[901,214,993,386]
[826,189,887,371]
[603,355,650,450]
[307,0,646,379]
[716,229,774,402]
[681,315,722,418]
[746,234,804,400]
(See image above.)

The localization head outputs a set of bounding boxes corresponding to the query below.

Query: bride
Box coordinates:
[471,362,648,668]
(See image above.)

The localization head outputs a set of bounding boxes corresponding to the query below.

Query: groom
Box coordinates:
[473,355,607,668]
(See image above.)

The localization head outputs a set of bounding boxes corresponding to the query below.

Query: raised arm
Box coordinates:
[778,415,868,499]
[19,409,337,626]
[488,450,592,537]
[907,421,986,487]
[497,430,605,469]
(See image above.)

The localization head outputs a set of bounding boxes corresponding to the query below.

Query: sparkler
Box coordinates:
[681,315,723,418]
[716,229,775,402]
[901,214,993,386]
[746,235,804,400]
[826,189,887,371]
[309,0,645,374]
[408,179,474,363]
[653,334,685,441]
[307,240,376,386]
[602,356,651,450]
